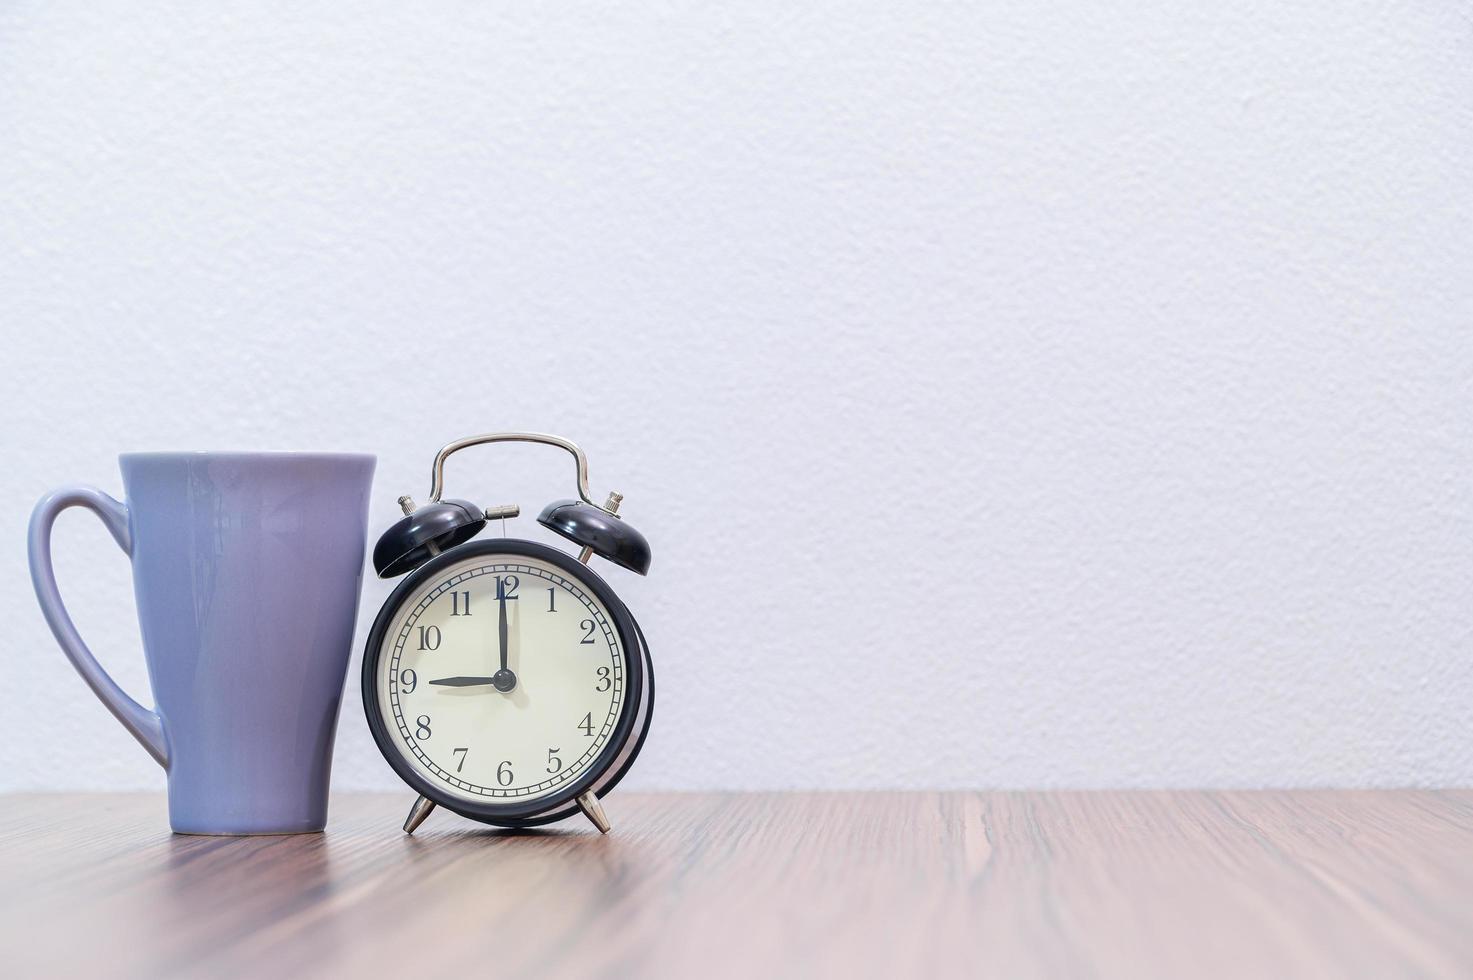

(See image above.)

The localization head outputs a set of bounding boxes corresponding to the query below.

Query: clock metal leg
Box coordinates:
[576,791,611,834]
[403,794,437,835]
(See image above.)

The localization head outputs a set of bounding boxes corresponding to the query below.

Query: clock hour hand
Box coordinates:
[428,675,498,687]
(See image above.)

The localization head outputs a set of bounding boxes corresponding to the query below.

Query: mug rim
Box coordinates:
[120,450,376,463]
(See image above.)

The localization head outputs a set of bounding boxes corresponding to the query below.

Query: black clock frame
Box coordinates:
[362,537,652,827]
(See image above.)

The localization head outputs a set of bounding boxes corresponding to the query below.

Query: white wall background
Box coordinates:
[3,2,1470,792]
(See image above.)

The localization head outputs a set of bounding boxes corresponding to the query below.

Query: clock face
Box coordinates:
[372,549,629,807]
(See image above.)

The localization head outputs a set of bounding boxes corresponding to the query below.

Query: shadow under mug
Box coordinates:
[28,452,376,835]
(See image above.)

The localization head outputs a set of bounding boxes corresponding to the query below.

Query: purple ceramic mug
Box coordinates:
[28,452,376,835]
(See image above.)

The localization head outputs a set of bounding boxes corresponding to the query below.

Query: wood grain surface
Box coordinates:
[2,791,1471,978]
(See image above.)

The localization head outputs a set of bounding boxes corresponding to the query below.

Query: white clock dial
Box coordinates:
[376,553,626,805]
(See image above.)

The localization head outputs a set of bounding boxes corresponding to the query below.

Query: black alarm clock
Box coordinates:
[361,432,653,835]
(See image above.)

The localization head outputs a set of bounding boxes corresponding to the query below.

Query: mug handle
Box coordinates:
[28,486,169,768]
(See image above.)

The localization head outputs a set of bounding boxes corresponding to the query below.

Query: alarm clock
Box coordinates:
[361,432,653,835]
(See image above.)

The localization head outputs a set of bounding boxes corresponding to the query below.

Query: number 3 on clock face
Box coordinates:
[366,544,641,817]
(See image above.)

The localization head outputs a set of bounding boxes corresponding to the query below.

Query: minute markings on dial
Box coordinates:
[383,559,624,800]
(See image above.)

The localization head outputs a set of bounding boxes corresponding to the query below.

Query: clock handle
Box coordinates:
[27,486,169,768]
[426,431,612,512]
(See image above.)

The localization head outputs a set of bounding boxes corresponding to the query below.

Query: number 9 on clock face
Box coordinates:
[362,540,648,824]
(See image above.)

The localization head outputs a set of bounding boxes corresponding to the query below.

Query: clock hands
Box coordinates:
[491,576,517,693]
[427,577,519,692]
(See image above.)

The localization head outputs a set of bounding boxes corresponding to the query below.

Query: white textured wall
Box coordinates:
[3,3,1470,792]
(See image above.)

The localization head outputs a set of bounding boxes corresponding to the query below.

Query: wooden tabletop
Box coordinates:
[3,791,1472,978]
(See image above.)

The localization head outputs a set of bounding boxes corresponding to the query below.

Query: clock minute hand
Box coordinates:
[499,580,509,673]
[491,578,517,693]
